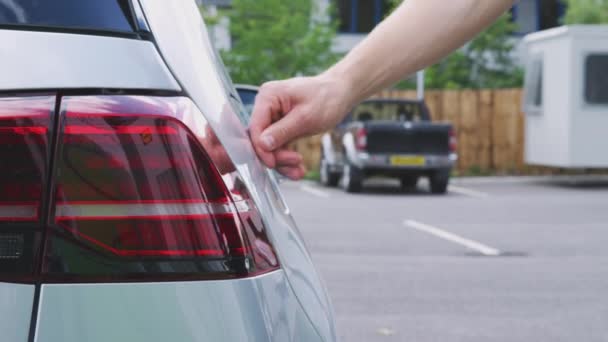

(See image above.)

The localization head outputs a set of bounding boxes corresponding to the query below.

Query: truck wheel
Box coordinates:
[429,170,450,194]
[341,163,363,193]
[400,176,419,190]
[320,158,339,187]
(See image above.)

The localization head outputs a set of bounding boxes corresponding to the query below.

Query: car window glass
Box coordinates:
[351,102,426,122]
[207,45,252,125]
[0,0,134,32]
[584,54,608,105]
[236,89,257,120]
[524,57,543,111]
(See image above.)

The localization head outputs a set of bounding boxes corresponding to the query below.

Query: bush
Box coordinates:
[211,0,338,85]
[388,2,523,89]
[563,0,608,24]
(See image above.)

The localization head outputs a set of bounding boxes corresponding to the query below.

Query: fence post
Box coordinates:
[478,90,494,171]
[492,89,522,173]
[459,90,480,173]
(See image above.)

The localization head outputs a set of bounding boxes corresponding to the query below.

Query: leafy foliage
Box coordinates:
[563,0,608,24]
[389,1,523,89]
[465,13,524,89]
[208,0,338,85]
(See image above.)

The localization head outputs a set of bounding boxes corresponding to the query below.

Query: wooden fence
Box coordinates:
[293,88,531,175]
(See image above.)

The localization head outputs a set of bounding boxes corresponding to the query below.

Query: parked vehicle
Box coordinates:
[235,84,259,115]
[320,99,457,193]
[0,1,335,342]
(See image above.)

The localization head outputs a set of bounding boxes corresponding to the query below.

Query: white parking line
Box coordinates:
[404,219,501,256]
[448,185,489,199]
[299,184,331,198]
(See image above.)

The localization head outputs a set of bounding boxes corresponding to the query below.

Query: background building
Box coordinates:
[330,0,566,53]
[198,0,566,57]
[196,0,232,50]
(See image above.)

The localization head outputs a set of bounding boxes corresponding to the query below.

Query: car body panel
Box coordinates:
[35,271,319,342]
[0,29,180,91]
[138,1,335,340]
[355,153,456,170]
[0,282,34,342]
[0,1,335,340]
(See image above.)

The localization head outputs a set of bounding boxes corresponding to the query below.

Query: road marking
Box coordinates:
[299,184,331,198]
[404,220,501,256]
[448,185,489,199]
[376,327,396,336]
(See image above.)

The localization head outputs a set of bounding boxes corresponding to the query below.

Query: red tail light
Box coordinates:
[45,96,278,280]
[0,95,279,282]
[0,97,54,279]
[0,96,279,282]
[449,128,457,153]
[355,127,367,150]
[0,98,53,223]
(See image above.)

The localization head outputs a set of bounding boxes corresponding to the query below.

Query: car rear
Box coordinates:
[350,100,454,169]
[0,1,335,341]
[334,100,456,193]
[361,120,455,171]
[350,121,456,194]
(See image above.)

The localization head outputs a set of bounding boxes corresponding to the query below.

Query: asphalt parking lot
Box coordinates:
[280,176,608,342]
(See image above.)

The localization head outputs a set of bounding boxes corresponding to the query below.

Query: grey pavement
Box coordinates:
[281,177,608,342]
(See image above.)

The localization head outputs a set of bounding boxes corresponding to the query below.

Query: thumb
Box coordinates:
[259,107,309,151]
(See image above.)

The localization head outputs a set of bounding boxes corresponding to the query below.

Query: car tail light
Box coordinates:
[42,95,279,281]
[0,97,54,280]
[449,128,457,153]
[355,127,367,150]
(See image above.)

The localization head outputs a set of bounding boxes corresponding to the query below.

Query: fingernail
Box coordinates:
[261,134,275,150]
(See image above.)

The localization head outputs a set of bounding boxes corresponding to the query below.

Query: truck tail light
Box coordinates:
[0,97,54,280]
[355,127,367,150]
[449,128,457,153]
[0,95,279,283]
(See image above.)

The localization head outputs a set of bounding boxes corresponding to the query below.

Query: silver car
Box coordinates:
[0,1,336,341]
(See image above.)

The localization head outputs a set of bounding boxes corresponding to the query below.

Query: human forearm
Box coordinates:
[325,0,515,104]
[249,0,514,173]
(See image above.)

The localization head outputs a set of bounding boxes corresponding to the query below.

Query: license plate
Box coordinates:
[390,156,426,166]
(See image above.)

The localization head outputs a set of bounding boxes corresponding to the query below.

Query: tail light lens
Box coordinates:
[0,95,279,282]
[355,127,367,150]
[0,97,54,280]
[45,96,278,281]
[0,98,53,223]
[449,128,457,153]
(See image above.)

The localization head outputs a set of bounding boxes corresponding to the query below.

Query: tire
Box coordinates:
[400,176,419,190]
[319,158,340,187]
[429,170,450,194]
[340,162,363,193]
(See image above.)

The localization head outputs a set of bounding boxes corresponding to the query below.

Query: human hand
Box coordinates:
[249,74,353,180]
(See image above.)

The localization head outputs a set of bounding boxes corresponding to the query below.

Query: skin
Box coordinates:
[249,0,515,180]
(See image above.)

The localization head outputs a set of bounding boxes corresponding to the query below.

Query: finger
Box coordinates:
[249,92,279,168]
[277,165,307,181]
[259,106,309,152]
[275,149,303,168]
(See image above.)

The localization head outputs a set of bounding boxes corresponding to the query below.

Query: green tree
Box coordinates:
[563,0,608,24]
[389,1,522,89]
[466,13,523,89]
[207,0,338,85]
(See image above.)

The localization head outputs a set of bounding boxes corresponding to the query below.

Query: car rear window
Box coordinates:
[237,88,257,115]
[0,0,135,32]
[352,101,429,122]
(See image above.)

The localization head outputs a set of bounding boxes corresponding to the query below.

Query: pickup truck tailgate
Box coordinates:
[365,121,452,155]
